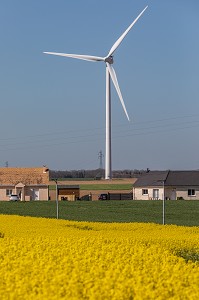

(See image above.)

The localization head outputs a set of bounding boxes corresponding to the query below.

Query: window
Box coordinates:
[6,189,13,196]
[142,189,148,195]
[188,189,195,196]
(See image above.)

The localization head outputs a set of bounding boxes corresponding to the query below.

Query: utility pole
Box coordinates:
[162,180,165,225]
[53,179,59,219]
[157,179,165,225]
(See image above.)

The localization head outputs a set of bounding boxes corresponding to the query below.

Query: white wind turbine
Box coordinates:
[44,6,148,180]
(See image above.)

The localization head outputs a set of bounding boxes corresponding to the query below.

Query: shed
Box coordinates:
[49,185,80,201]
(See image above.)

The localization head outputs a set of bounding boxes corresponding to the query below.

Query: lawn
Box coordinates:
[0,200,198,226]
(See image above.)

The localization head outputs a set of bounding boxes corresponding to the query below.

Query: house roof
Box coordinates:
[0,167,49,186]
[165,171,199,186]
[133,171,169,187]
[133,170,199,187]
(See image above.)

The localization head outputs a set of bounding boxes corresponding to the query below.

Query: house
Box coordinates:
[133,170,199,200]
[0,166,49,201]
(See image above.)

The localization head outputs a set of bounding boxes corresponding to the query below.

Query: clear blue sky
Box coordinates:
[0,0,199,171]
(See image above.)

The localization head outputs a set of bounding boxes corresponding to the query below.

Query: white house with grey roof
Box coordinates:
[133,171,199,200]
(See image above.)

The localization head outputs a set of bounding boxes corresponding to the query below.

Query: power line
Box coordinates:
[1,114,199,151]
[98,150,103,169]
[1,113,199,142]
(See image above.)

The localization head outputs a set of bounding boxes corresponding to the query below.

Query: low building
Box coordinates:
[133,170,199,200]
[0,166,49,201]
[49,185,80,201]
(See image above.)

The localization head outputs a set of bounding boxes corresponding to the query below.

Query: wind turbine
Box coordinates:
[44,6,148,180]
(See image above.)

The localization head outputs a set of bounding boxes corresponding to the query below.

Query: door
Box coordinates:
[171,189,176,200]
[32,189,39,200]
[16,188,22,200]
[153,189,159,200]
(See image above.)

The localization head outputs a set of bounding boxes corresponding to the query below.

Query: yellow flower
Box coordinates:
[0,215,198,299]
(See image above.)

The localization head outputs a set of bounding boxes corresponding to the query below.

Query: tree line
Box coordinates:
[50,168,147,180]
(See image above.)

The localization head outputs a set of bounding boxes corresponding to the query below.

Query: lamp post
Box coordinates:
[162,180,165,225]
[53,179,59,219]
[157,179,165,225]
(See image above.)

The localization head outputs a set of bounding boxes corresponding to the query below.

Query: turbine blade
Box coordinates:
[43,52,104,62]
[106,63,130,121]
[107,6,148,57]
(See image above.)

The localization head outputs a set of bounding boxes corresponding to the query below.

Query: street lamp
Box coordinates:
[157,179,165,225]
[53,179,59,219]
[162,180,165,225]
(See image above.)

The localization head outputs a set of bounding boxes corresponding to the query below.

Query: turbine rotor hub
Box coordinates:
[105,56,114,64]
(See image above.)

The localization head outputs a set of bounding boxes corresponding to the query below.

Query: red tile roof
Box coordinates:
[0,167,49,186]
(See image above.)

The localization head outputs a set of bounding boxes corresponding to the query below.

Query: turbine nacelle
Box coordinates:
[105,56,114,64]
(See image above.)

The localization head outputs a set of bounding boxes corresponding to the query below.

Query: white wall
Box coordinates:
[134,186,199,200]
[134,187,164,200]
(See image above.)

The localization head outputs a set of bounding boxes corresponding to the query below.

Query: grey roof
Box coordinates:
[165,171,199,186]
[133,170,199,187]
[133,171,169,187]
[57,185,80,189]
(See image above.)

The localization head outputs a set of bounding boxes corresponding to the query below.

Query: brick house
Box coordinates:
[133,170,199,200]
[0,166,49,201]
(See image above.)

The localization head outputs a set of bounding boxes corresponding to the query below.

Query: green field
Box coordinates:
[0,200,198,226]
[49,184,132,190]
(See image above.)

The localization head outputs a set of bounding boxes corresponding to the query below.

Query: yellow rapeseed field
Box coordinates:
[0,215,199,300]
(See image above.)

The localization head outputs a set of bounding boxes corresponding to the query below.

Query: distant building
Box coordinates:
[0,166,49,201]
[49,185,80,201]
[133,170,199,200]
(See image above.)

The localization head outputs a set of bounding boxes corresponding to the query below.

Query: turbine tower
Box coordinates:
[44,6,148,180]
